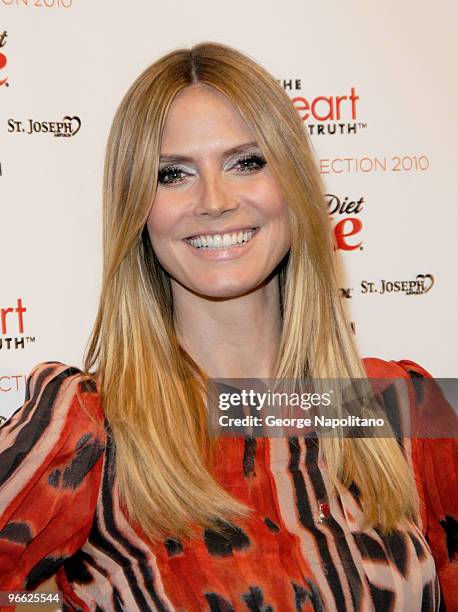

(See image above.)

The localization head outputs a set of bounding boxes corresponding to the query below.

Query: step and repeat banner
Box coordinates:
[1,1,457,418]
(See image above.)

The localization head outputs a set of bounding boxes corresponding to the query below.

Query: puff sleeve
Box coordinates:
[0,362,106,598]
[394,359,457,612]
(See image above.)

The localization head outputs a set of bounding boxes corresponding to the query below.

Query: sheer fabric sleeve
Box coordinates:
[394,359,458,612]
[0,361,106,596]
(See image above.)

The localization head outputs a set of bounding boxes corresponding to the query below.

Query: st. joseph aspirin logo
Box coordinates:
[7,115,81,137]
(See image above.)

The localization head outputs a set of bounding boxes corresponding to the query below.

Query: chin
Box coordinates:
[192,279,258,299]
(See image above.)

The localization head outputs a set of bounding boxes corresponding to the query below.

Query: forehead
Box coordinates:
[160,84,255,152]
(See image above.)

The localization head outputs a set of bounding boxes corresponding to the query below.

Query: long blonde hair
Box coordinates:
[83,41,418,541]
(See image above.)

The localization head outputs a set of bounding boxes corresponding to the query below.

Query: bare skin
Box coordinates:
[146,84,291,379]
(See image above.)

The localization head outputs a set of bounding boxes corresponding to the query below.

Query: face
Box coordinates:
[146,84,291,299]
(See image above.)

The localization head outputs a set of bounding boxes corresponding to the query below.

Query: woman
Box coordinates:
[0,42,456,612]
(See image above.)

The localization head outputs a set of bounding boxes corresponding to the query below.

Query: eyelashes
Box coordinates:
[156,165,188,186]
[157,152,267,186]
[235,152,267,173]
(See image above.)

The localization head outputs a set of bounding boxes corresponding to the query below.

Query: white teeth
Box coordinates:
[188,229,257,249]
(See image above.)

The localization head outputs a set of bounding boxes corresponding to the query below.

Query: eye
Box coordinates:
[157,165,187,186]
[233,153,267,173]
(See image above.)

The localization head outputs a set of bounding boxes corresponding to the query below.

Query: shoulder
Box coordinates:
[362,356,456,440]
[24,360,98,393]
[4,361,105,437]
[362,356,434,379]
[361,358,438,406]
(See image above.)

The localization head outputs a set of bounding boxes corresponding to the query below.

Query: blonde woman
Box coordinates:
[0,42,456,612]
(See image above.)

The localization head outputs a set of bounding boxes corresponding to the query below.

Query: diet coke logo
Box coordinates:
[0,30,9,88]
[326,193,364,252]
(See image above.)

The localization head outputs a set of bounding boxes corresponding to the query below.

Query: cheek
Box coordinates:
[253,180,289,220]
[146,196,179,241]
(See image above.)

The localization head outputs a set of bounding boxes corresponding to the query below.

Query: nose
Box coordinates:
[194,168,240,218]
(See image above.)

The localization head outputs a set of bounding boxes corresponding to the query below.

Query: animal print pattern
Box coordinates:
[0,359,456,611]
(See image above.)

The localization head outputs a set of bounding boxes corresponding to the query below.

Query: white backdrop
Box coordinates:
[1,0,457,418]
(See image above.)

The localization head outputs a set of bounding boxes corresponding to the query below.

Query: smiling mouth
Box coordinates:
[184,227,260,250]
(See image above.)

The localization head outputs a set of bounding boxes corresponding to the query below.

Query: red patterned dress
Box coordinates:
[0,359,456,611]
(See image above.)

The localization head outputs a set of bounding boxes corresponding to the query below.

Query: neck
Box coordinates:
[172,275,282,379]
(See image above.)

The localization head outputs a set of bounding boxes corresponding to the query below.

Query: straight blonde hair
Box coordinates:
[83,41,419,541]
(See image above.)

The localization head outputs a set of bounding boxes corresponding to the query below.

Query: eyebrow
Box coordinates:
[158,141,260,165]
